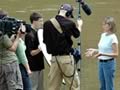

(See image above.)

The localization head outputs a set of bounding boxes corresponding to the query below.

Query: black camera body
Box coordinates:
[0,17,31,37]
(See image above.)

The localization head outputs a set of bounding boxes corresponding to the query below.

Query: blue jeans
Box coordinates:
[19,64,32,90]
[98,59,116,90]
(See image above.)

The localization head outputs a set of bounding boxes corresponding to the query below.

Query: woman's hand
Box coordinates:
[27,69,32,75]
[85,48,98,57]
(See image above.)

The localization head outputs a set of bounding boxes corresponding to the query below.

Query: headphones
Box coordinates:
[66,11,73,17]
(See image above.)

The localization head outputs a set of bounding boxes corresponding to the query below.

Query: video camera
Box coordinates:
[0,17,31,37]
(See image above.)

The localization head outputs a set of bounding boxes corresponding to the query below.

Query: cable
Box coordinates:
[55,55,77,90]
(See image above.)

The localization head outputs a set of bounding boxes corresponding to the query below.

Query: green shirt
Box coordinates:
[0,35,18,64]
[16,38,28,64]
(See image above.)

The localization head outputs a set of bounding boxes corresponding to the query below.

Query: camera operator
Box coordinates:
[43,4,83,90]
[0,10,23,90]
[10,24,32,90]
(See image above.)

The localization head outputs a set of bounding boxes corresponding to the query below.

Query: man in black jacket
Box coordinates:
[43,4,83,90]
[25,12,44,90]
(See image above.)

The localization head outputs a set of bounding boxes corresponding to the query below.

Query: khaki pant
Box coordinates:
[48,55,80,90]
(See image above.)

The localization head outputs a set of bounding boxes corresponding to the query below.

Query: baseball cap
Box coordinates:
[60,4,74,18]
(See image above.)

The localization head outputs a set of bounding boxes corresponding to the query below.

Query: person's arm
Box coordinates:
[3,32,21,52]
[16,39,32,74]
[30,48,41,56]
[23,63,32,74]
[70,19,83,38]
[25,32,39,56]
[20,43,32,74]
[9,34,20,52]
[25,30,41,56]
[43,21,55,53]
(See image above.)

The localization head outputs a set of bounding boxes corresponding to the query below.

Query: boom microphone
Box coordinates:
[76,0,92,16]
[81,3,92,15]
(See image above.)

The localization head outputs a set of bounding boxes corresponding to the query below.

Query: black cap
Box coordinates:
[60,4,74,18]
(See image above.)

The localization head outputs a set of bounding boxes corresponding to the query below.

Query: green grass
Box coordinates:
[0,0,120,90]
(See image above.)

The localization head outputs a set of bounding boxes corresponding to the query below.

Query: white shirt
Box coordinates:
[37,29,52,65]
[98,32,118,60]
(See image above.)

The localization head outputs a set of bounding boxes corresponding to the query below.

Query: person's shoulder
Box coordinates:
[110,33,118,43]
[2,34,13,48]
[3,34,11,42]
[44,19,51,24]
[102,32,106,35]
[25,31,32,39]
[101,32,106,37]
[111,33,118,39]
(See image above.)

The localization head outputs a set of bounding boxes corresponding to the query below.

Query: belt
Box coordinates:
[99,58,114,62]
[52,53,70,56]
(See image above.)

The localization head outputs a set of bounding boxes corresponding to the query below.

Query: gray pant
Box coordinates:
[30,70,44,90]
[0,61,23,90]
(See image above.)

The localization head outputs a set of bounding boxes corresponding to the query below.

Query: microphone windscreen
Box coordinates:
[82,4,92,15]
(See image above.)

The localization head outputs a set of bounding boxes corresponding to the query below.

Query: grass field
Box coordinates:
[0,0,120,90]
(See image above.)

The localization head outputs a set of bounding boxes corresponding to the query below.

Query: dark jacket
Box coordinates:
[25,27,44,71]
[43,15,80,55]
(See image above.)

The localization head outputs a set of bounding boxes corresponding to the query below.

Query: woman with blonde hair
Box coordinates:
[86,16,119,90]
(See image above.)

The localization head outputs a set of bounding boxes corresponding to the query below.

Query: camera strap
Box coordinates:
[50,18,63,34]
